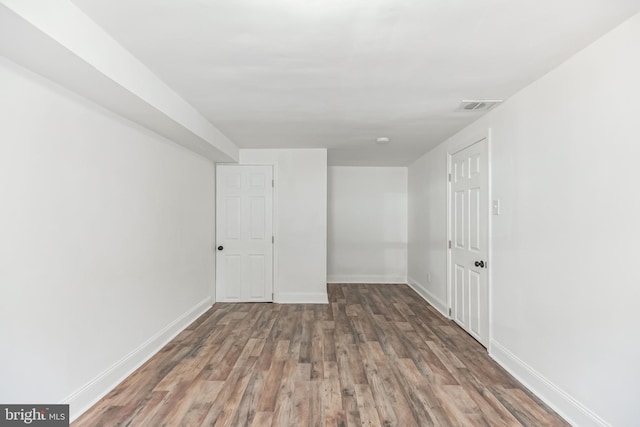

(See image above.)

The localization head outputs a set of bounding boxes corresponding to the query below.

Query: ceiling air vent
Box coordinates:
[457,99,502,112]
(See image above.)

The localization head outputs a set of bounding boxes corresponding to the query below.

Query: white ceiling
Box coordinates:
[72,0,639,166]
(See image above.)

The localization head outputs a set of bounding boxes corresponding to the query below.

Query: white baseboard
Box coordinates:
[406,276,449,318]
[490,340,610,427]
[275,292,328,304]
[64,298,213,422]
[327,274,407,284]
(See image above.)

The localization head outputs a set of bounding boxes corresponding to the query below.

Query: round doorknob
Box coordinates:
[475,260,485,268]
[217,246,224,251]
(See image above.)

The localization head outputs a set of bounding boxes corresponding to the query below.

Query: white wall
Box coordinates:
[0,0,238,162]
[328,167,407,283]
[0,58,216,420]
[239,149,328,303]
[408,13,640,427]
[407,151,449,314]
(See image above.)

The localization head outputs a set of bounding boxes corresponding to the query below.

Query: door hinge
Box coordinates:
[272,235,274,244]
[272,179,274,188]
[448,307,452,317]
[448,240,452,249]
[448,173,452,182]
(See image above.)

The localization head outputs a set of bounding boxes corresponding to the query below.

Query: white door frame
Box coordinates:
[213,162,278,303]
[446,128,493,349]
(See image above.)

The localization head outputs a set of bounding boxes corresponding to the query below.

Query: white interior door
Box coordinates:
[216,165,273,302]
[450,138,489,347]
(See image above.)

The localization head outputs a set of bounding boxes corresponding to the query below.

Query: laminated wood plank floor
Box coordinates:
[73,284,569,426]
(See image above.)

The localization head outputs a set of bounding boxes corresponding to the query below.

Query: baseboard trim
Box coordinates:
[275,292,328,304]
[327,275,406,284]
[406,276,449,318]
[63,297,213,422]
[490,340,610,427]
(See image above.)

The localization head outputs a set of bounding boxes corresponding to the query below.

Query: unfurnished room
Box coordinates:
[1,1,639,426]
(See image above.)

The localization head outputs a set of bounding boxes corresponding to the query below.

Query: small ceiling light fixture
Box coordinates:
[457,99,502,112]
[376,137,390,144]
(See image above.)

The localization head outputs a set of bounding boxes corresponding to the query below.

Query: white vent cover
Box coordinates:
[457,99,502,112]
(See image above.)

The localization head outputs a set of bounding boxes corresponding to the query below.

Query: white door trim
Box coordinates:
[269,161,279,302]
[210,164,217,304]
[446,128,493,349]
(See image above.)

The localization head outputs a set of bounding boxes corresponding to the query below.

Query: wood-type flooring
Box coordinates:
[73,284,569,426]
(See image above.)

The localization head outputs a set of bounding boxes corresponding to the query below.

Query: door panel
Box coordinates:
[454,264,465,325]
[216,165,273,302]
[450,138,489,347]
[470,153,481,177]
[249,197,265,240]
[225,196,241,240]
[249,254,266,299]
[469,270,481,334]
[223,255,242,301]
[470,187,481,251]
[454,190,465,248]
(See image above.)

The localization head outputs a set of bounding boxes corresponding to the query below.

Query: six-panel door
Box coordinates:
[451,139,489,347]
[216,165,273,302]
